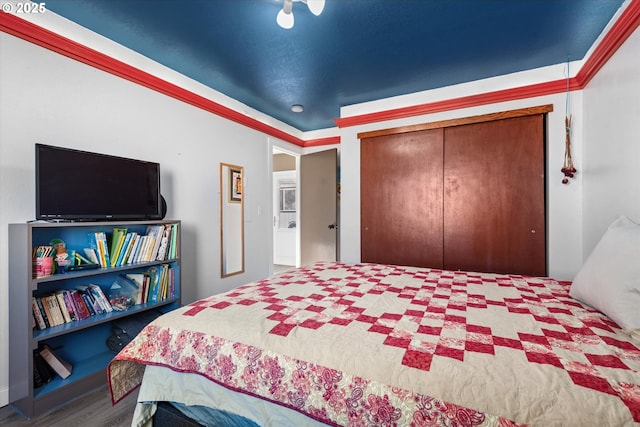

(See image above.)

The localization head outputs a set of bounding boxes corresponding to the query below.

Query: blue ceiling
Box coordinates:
[44,0,624,132]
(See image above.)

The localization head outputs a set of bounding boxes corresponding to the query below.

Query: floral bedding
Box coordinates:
[108,262,640,426]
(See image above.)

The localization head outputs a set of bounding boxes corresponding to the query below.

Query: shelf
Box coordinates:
[32,257,180,288]
[33,350,114,398]
[32,297,180,343]
[9,220,182,419]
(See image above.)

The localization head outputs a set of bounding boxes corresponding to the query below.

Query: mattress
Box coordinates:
[109,262,640,426]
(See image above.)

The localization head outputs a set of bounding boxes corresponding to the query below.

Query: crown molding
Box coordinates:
[3,1,639,141]
[335,0,640,129]
[0,11,310,147]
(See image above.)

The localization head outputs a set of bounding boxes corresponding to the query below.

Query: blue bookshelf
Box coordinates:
[8,220,181,419]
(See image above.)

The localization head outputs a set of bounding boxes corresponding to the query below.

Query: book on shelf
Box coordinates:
[156,224,172,261]
[169,223,179,259]
[50,295,66,326]
[61,290,78,321]
[55,291,72,323]
[33,349,54,387]
[125,234,142,265]
[35,297,50,328]
[146,225,164,262]
[88,231,110,267]
[81,291,97,316]
[70,290,91,320]
[77,284,113,313]
[146,266,161,303]
[41,295,59,327]
[32,297,47,330]
[114,232,135,267]
[39,344,72,379]
[83,247,100,265]
[109,227,128,267]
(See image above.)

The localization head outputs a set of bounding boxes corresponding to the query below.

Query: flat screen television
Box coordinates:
[36,143,163,221]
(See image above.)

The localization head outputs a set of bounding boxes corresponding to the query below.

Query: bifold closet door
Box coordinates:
[443,115,546,276]
[361,129,444,268]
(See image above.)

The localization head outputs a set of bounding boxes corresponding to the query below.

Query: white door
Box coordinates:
[300,149,338,265]
[273,170,297,266]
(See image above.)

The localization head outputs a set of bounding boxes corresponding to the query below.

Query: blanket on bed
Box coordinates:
[109,262,640,426]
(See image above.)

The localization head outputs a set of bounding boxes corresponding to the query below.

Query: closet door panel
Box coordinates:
[361,129,444,268]
[443,115,546,276]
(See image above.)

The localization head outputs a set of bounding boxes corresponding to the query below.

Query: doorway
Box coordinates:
[271,147,339,274]
[273,151,298,272]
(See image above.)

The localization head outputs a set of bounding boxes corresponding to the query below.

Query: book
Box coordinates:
[169,267,175,298]
[88,233,105,267]
[88,231,111,268]
[70,290,91,320]
[81,291,97,316]
[146,225,164,261]
[156,224,172,261]
[55,291,72,323]
[115,232,134,267]
[125,234,141,265]
[32,297,47,330]
[83,247,100,265]
[35,297,50,328]
[39,345,72,379]
[109,227,128,267]
[88,284,113,313]
[78,287,103,315]
[146,266,161,303]
[33,349,54,387]
[99,232,111,267]
[169,223,179,259]
[41,295,59,327]
[134,235,150,263]
[49,295,66,326]
[61,290,77,321]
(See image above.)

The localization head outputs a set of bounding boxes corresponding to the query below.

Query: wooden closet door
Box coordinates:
[361,129,444,268]
[443,115,546,276]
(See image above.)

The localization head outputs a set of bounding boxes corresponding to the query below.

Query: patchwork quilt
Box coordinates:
[108,262,640,426]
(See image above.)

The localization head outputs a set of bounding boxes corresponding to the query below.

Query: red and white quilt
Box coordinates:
[109,262,640,426]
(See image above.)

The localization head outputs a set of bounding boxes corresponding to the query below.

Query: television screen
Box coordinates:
[36,144,162,221]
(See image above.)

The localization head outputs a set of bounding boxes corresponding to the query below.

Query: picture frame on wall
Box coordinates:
[230,168,242,203]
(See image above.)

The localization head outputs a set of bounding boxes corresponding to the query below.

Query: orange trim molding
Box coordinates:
[302,136,341,147]
[335,0,640,129]
[576,0,640,87]
[0,11,307,147]
[2,1,639,139]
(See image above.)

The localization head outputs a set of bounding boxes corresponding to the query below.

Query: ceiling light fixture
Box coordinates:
[291,104,304,113]
[277,0,325,30]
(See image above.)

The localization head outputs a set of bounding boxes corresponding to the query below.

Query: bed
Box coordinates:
[108,252,640,426]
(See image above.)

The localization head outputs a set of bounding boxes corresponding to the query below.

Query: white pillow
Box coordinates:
[570,215,640,330]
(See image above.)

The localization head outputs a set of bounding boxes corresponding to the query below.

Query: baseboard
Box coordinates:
[0,385,9,407]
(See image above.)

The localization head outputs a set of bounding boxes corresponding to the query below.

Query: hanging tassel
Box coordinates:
[561,114,576,184]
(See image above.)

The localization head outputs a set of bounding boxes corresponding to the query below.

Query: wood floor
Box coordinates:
[0,385,138,426]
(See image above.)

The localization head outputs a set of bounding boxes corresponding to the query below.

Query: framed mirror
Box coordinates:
[220,163,245,277]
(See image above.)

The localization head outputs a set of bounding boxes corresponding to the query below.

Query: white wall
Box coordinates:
[582,25,640,255]
[0,32,276,407]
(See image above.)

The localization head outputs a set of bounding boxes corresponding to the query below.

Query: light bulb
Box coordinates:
[277,0,294,29]
[306,0,325,16]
